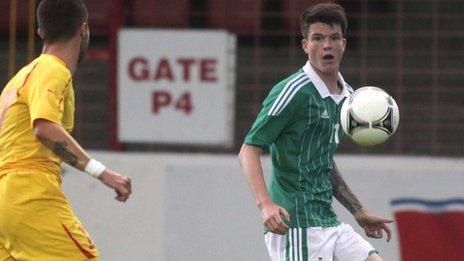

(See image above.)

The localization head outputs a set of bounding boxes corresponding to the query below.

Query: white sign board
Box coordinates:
[117,29,236,147]
[63,153,464,260]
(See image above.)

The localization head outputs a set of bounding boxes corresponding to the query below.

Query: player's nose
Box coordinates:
[323,39,332,49]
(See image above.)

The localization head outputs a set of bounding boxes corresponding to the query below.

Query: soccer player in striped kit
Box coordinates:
[238,3,392,261]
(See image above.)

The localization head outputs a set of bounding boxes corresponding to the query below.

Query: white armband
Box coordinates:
[84,159,106,178]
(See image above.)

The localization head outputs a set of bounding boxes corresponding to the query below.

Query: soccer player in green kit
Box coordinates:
[238,3,392,261]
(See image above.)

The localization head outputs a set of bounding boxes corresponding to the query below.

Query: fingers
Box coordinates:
[121,176,132,196]
[280,207,290,224]
[115,191,127,202]
[378,217,394,223]
[365,224,392,242]
[369,217,393,242]
[264,216,279,233]
[359,212,393,242]
[382,223,392,242]
[99,170,132,202]
[115,189,130,202]
[365,229,382,239]
[114,190,126,202]
[126,177,132,194]
[260,204,290,235]
[275,214,289,234]
[264,213,289,235]
[370,214,394,224]
[115,176,132,202]
[373,229,382,239]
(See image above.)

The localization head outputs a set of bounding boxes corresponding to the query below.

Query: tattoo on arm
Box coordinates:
[53,141,78,167]
[329,161,362,215]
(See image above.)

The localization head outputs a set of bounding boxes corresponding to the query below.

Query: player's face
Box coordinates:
[78,24,90,64]
[302,22,346,75]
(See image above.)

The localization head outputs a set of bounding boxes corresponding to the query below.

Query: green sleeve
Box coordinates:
[244,83,303,147]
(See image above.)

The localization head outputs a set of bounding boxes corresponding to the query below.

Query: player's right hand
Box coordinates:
[98,170,132,202]
[260,201,290,235]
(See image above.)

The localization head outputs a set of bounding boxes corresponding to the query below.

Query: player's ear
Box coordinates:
[37,28,44,40]
[79,22,88,38]
[301,38,309,54]
[342,38,346,51]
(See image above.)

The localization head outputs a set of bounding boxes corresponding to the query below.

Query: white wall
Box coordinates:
[61,153,464,260]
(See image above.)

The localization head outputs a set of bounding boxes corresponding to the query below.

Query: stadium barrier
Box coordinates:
[62,152,464,261]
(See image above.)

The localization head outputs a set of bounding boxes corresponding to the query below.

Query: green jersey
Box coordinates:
[245,62,352,228]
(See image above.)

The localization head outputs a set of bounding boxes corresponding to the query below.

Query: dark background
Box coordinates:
[1,0,463,155]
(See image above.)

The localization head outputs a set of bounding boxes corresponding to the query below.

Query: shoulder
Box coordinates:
[265,70,314,116]
[34,56,72,84]
[269,70,315,98]
[272,70,308,91]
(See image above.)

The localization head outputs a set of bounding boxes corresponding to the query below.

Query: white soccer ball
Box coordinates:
[340,86,399,146]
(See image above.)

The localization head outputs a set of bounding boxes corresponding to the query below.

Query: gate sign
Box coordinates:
[118,29,236,147]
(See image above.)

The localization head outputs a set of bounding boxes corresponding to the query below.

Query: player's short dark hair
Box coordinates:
[300,3,347,38]
[37,0,88,43]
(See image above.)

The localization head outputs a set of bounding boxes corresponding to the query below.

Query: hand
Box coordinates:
[98,169,132,202]
[259,201,290,235]
[355,209,393,242]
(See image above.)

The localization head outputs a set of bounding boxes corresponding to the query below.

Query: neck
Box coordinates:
[42,42,79,74]
[311,64,341,95]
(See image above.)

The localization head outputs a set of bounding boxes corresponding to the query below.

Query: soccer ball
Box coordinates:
[340,86,399,146]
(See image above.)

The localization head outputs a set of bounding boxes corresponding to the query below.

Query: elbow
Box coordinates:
[238,144,252,166]
[33,119,53,143]
[238,144,261,166]
[33,124,46,142]
[237,145,245,165]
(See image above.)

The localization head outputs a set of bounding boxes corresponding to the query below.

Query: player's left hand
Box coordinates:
[354,208,393,242]
[98,169,132,202]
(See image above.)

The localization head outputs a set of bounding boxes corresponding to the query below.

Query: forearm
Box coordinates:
[329,160,363,215]
[34,120,131,202]
[238,144,272,208]
[34,120,91,171]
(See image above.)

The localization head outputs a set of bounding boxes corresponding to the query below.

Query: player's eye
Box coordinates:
[312,35,322,41]
[332,35,341,41]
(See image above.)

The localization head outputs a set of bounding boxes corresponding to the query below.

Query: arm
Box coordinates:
[329,160,393,242]
[329,160,362,214]
[34,119,131,202]
[238,144,289,235]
